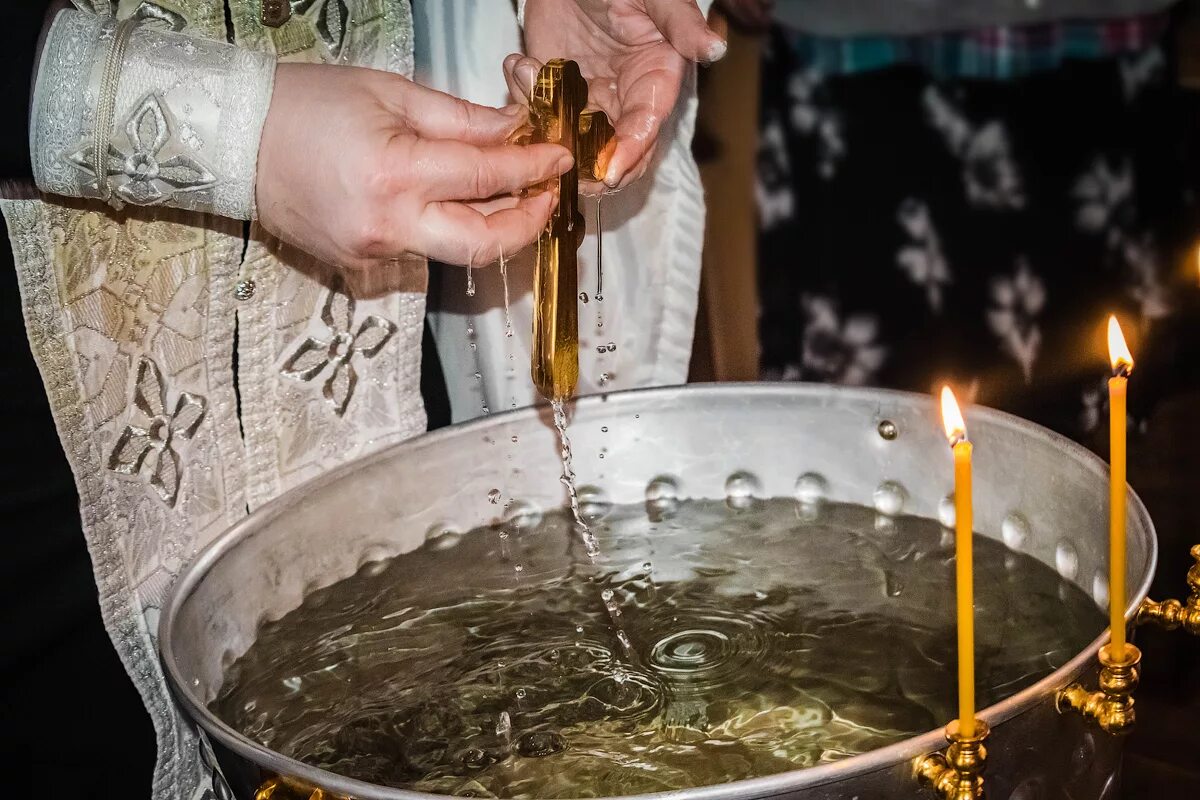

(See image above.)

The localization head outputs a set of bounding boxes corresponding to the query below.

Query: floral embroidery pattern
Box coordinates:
[68,93,217,206]
[281,286,397,416]
[896,198,950,313]
[293,0,350,57]
[107,356,207,507]
[797,295,887,386]
[987,259,1046,383]
[924,87,1025,210]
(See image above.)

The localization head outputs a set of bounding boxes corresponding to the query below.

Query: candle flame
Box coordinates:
[940,385,967,445]
[1107,315,1134,376]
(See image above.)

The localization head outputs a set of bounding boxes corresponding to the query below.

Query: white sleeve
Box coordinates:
[30,9,276,219]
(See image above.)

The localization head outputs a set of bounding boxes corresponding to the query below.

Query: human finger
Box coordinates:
[416,192,557,266]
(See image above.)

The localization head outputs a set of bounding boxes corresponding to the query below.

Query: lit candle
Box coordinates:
[940,386,975,737]
[1106,316,1134,661]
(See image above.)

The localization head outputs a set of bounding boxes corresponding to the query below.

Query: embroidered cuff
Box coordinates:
[30,9,276,219]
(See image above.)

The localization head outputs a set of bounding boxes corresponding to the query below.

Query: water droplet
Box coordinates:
[513,564,524,573]
[1056,540,1080,580]
[598,372,610,385]
[606,342,616,352]
[725,471,762,509]
[600,426,608,433]
[634,414,640,419]
[598,453,604,459]
[937,494,956,529]
[1002,512,1030,551]
[473,371,482,380]
[511,435,518,443]
[498,530,509,541]
[601,588,614,601]
[467,323,474,335]
[872,481,907,516]
[575,625,584,635]
[579,292,589,303]
[596,345,607,354]
[481,405,490,415]
[794,472,829,506]
[596,294,604,302]
[505,329,513,338]
[487,488,501,504]
[515,688,527,700]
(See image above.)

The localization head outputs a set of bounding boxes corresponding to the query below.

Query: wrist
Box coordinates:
[31,9,276,219]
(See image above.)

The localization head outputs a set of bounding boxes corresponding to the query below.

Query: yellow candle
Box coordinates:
[941,386,975,737]
[1106,316,1134,661]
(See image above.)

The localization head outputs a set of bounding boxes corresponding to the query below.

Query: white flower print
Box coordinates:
[1120,47,1164,103]
[1073,156,1133,248]
[788,67,845,180]
[756,115,794,230]
[1121,234,1171,321]
[798,295,887,386]
[923,87,1025,210]
[896,198,951,313]
[986,259,1045,383]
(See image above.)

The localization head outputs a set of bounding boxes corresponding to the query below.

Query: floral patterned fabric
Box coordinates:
[757,26,1200,443]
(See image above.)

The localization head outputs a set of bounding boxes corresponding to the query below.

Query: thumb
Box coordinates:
[645,0,727,63]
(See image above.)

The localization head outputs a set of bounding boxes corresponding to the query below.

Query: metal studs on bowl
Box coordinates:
[645,475,681,518]
[794,472,829,506]
[937,494,956,529]
[1055,540,1080,581]
[1092,571,1109,608]
[357,545,393,577]
[877,419,898,440]
[425,521,463,550]
[1002,512,1031,551]
[578,485,613,523]
[872,480,907,516]
[725,471,762,510]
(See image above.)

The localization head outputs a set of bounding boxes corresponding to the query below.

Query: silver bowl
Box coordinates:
[160,384,1156,800]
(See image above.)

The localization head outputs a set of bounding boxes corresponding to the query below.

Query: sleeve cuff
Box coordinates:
[31,9,275,220]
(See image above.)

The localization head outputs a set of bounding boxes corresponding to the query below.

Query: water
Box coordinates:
[212,499,1103,799]
[550,400,599,560]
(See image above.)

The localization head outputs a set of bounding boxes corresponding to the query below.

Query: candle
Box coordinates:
[1106,315,1134,661]
[940,386,975,737]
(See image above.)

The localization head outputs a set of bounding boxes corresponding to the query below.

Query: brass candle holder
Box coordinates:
[510,59,615,402]
[1137,544,1200,635]
[914,720,989,800]
[1056,643,1141,736]
[1057,542,1198,737]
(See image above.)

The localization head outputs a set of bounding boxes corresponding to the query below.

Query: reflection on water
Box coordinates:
[212,499,1103,798]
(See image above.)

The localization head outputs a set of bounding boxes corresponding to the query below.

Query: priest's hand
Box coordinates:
[256,63,572,270]
[506,0,725,190]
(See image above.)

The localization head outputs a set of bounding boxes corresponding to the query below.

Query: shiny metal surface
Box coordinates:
[160,383,1157,800]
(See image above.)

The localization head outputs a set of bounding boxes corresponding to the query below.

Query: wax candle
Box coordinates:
[1106,316,1134,661]
[941,386,975,737]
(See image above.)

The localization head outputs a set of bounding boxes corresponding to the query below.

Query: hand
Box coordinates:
[715,0,774,32]
[506,0,725,190]
[256,63,573,270]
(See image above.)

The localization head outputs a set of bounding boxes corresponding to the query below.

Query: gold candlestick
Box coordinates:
[914,720,990,800]
[1056,643,1141,736]
[1137,544,1200,635]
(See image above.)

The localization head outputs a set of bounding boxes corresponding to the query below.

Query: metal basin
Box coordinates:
[160,384,1157,800]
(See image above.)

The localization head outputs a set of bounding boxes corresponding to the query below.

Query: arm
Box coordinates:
[29,9,571,268]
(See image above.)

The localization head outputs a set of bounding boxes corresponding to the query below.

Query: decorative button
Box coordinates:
[262,0,292,27]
